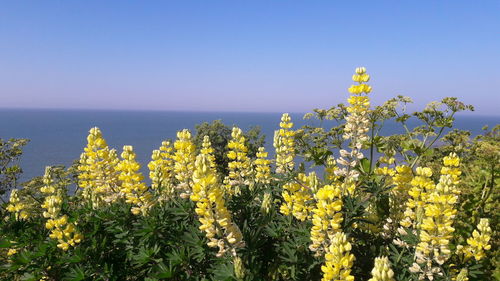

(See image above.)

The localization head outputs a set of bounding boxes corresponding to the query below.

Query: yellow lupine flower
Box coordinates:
[77,127,120,207]
[274,113,295,173]
[233,255,245,280]
[260,192,272,214]
[337,67,372,195]
[374,166,395,177]
[172,129,196,198]
[225,127,252,195]
[413,153,461,279]
[321,232,355,281]
[7,248,18,256]
[201,136,217,169]
[5,189,34,221]
[459,218,492,261]
[280,173,316,221]
[368,256,395,281]
[41,167,82,251]
[309,184,343,253]
[441,152,461,188]
[385,165,414,226]
[57,242,69,251]
[391,165,413,194]
[400,167,434,228]
[455,268,469,281]
[253,146,271,184]
[117,145,152,215]
[148,140,174,199]
[324,156,340,183]
[191,151,244,257]
[379,156,395,165]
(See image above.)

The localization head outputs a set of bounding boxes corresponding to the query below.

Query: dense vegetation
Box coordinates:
[1,68,498,281]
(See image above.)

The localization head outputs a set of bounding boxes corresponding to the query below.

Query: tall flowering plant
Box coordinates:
[1,67,496,281]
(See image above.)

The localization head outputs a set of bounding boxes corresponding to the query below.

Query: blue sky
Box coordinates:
[1,1,499,114]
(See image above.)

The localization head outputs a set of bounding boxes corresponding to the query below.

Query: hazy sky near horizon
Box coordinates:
[1,1,499,114]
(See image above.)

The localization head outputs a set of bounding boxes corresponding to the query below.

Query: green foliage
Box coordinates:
[194,120,265,175]
[0,94,498,280]
[0,138,29,198]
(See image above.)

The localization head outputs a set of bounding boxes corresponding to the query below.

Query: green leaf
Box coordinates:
[0,238,12,248]
[13,251,31,265]
[360,158,371,174]
[63,266,85,281]
[151,262,173,279]
[210,261,235,281]
[20,272,37,281]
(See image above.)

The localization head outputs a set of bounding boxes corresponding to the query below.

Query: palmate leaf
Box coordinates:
[182,228,207,263]
[149,261,173,279]
[131,244,161,267]
[62,265,85,281]
[278,241,298,264]
[210,261,235,281]
[468,263,486,279]
[388,243,414,280]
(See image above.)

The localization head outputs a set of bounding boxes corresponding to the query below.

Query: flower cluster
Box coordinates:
[117,145,152,215]
[274,113,295,173]
[41,167,82,251]
[201,136,217,169]
[148,140,174,200]
[260,192,272,215]
[400,167,434,229]
[280,173,316,221]
[172,129,196,198]
[458,218,492,261]
[225,127,252,195]
[77,127,120,207]
[368,256,395,281]
[7,248,18,256]
[412,153,461,278]
[309,183,343,254]
[321,232,355,281]
[6,189,30,220]
[374,156,396,178]
[441,152,461,188]
[253,146,271,184]
[336,67,372,195]
[455,268,469,281]
[391,165,413,195]
[4,68,493,280]
[191,147,244,257]
[387,165,414,225]
[324,156,340,183]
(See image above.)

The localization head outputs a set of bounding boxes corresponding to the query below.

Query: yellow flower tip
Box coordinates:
[369,256,395,281]
[122,145,133,152]
[355,67,367,75]
[131,207,141,215]
[177,129,192,140]
[7,248,18,256]
[57,242,70,251]
[443,152,460,167]
[416,167,433,177]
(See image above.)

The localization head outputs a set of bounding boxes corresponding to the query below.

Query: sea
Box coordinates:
[0,109,499,183]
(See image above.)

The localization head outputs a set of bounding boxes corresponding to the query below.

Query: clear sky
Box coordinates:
[1,1,499,114]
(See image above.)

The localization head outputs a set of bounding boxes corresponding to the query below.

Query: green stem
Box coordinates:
[368,120,376,175]
[479,164,496,215]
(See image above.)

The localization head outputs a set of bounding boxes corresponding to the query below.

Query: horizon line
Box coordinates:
[1,106,499,118]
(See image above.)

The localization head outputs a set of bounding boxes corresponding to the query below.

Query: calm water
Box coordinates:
[1,109,498,182]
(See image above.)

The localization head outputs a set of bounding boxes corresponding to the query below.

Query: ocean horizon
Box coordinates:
[1,108,499,183]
